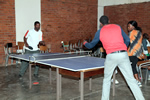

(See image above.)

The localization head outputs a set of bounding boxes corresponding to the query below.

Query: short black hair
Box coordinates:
[143,33,149,39]
[99,15,109,25]
[34,21,40,26]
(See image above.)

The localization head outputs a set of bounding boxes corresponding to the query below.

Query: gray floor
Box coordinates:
[0,65,150,100]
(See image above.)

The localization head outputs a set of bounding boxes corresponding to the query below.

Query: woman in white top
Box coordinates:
[142,33,150,56]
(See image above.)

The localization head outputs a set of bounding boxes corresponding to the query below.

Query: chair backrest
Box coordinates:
[46,44,51,52]
[147,46,150,54]
[40,46,48,53]
[79,39,84,48]
[5,43,12,48]
[4,43,13,54]
[63,41,70,51]
[100,47,105,53]
[69,40,78,49]
[18,42,24,49]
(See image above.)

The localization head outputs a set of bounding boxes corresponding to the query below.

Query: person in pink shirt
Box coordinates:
[84,15,145,100]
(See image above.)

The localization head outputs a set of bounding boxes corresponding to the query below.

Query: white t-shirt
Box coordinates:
[143,40,150,54]
[24,29,43,51]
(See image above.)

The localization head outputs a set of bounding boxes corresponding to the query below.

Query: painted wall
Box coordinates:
[97,0,150,29]
[15,0,41,43]
[104,2,150,35]
[41,0,98,53]
[0,0,16,65]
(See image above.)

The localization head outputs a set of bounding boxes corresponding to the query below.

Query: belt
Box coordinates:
[111,50,126,54]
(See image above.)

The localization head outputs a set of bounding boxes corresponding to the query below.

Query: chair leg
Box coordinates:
[16,59,18,68]
[11,58,13,64]
[139,68,143,82]
[145,69,149,84]
[5,55,9,67]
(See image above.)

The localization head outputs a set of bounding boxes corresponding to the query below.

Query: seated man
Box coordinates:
[19,21,45,80]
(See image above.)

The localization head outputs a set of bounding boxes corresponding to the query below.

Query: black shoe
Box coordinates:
[33,74,39,82]
[19,74,23,80]
[34,74,38,78]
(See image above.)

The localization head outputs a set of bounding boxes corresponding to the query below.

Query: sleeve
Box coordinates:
[24,30,30,38]
[120,27,130,47]
[84,29,100,49]
[142,39,148,50]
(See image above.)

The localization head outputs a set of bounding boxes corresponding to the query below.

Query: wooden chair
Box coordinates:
[46,44,51,53]
[40,46,48,53]
[99,47,105,58]
[17,42,24,54]
[39,45,52,84]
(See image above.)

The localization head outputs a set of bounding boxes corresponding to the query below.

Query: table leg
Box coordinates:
[145,69,148,84]
[79,79,81,92]
[29,63,32,89]
[59,74,62,97]
[89,77,92,91]
[56,68,60,100]
[49,67,51,85]
[112,70,116,96]
[80,72,84,100]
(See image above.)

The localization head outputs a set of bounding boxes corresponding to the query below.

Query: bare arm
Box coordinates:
[24,36,29,47]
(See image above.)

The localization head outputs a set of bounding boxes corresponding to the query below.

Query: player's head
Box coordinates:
[143,33,149,39]
[127,20,141,32]
[99,15,109,26]
[34,21,40,31]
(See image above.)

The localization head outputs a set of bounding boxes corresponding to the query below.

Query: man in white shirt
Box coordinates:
[19,21,45,80]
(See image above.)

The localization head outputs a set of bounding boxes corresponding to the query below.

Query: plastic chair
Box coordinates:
[62,41,70,53]
[17,42,24,54]
[137,60,150,84]
[46,44,51,53]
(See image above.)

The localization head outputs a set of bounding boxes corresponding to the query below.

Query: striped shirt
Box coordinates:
[127,30,143,59]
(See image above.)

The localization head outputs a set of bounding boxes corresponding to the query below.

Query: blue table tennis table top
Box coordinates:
[10,53,105,71]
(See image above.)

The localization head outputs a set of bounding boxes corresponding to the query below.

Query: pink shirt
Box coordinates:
[100,24,127,54]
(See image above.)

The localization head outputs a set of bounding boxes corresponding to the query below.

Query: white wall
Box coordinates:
[97,0,150,29]
[15,0,41,44]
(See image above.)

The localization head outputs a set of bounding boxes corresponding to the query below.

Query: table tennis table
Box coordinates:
[9,53,114,100]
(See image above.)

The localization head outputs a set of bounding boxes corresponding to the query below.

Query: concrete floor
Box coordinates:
[0,65,150,100]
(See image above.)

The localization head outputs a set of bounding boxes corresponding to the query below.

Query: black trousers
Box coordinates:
[129,56,138,74]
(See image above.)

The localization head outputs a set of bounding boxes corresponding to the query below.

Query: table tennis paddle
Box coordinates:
[28,46,33,50]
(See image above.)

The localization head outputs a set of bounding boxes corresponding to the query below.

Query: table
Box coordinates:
[10,53,108,100]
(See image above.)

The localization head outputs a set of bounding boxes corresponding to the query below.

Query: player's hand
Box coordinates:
[83,40,88,45]
[28,46,33,50]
